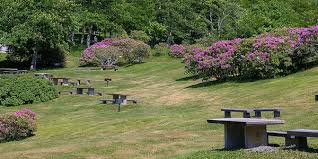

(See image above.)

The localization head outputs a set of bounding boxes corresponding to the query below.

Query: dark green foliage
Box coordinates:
[0,76,58,106]
[152,43,170,56]
[130,30,151,43]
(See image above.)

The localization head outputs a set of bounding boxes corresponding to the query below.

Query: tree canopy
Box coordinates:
[0,0,317,68]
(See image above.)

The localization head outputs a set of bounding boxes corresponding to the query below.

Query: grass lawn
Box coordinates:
[1,53,318,159]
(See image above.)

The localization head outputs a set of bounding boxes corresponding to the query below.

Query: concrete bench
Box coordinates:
[267,131,294,146]
[100,99,115,104]
[268,129,318,149]
[254,108,281,118]
[63,90,76,95]
[101,65,118,71]
[286,129,318,149]
[221,108,254,118]
[127,99,138,104]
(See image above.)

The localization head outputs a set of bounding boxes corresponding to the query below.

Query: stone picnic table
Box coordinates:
[104,78,112,87]
[106,93,129,105]
[50,77,71,85]
[76,87,95,96]
[33,73,53,79]
[0,68,28,74]
[207,118,285,149]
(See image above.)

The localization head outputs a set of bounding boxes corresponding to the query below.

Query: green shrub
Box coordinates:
[152,43,169,56]
[0,76,58,106]
[130,30,150,43]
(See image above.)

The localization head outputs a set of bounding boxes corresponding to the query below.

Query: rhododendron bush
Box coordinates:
[185,25,318,80]
[169,44,185,58]
[80,38,150,66]
[0,109,37,142]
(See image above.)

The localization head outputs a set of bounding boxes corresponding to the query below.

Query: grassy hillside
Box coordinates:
[0,53,318,159]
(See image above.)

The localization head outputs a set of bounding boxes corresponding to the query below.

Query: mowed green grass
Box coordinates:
[1,54,318,159]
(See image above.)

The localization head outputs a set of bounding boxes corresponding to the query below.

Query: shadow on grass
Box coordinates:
[283,147,318,153]
[186,80,227,88]
[176,75,200,81]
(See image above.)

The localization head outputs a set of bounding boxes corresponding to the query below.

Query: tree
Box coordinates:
[0,0,76,69]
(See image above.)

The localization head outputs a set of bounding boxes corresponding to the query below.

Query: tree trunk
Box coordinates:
[209,8,214,34]
[81,28,85,44]
[70,32,75,45]
[87,26,93,47]
[30,47,37,71]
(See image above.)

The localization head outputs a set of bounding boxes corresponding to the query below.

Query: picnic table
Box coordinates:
[221,108,282,118]
[0,68,27,74]
[100,93,137,112]
[50,77,70,85]
[33,73,53,79]
[104,78,112,87]
[107,93,129,105]
[207,118,285,149]
[76,87,95,96]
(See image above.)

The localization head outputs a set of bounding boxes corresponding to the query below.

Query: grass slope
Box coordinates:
[0,55,318,159]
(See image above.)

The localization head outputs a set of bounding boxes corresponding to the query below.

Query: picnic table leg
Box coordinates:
[87,88,95,96]
[118,104,121,112]
[224,123,245,149]
[52,79,59,85]
[286,136,308,149]
[76,88,84,95]
[255,111,262,118]
[63,79,69,85]
[244,125,267,148]
[274,111,280,118]
[224,111,231,118]
[243,112,251,118]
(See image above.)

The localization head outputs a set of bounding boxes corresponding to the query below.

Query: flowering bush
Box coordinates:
[0,109,37,142]
[80,38,150,66]
[0,76,58,106]
[169,44,185,58]
[185,25,318,80]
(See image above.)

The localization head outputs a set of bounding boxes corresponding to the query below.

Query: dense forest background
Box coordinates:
[0,0,317,67]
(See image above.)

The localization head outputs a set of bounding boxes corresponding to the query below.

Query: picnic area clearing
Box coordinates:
[0,55,318,159]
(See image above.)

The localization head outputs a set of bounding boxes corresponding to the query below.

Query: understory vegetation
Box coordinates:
[0,76,58,106]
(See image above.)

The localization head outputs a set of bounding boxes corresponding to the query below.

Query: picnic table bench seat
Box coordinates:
[63,90,76,95]
[100,99,115,104]
[268,129,318,149]
[221,108,253,118]
[101,65,118,71]
[127,99,138,104]
[221,108,282,118]
[254,108,281,118]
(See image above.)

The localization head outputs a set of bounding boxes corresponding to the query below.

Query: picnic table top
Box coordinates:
[34,73,51,75]
[287,129,318,137]
[50,77,70,79]
[76,87,94,89]
[106,93,129,96]
[207,118,285,125]
[254,108,282,111]
[104,78,112,81]
[0,68,18,71]
[221,108,281,112]
[221,108,254,112]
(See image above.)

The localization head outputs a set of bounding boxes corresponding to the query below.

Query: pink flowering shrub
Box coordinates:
[185,25,318,80]
[169,44,185,58]
[0,109,37,142]
[80,38,150,66]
